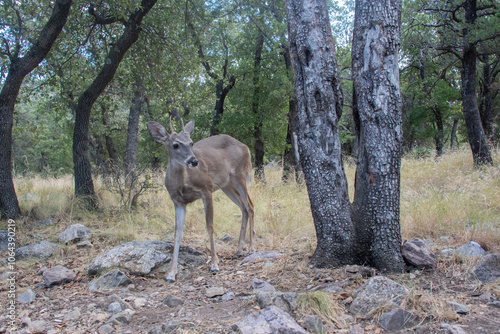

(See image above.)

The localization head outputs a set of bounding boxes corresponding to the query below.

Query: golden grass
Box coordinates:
[296,291,346,328]
[4,147,499,255]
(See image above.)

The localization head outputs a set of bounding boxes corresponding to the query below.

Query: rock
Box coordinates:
[378,308,419,330]
[35,219,54,227]
[402,238,437,270]
[446,301,469,314]
[162,295,184,308]
[441,248,455,257]
[108,309,133,325]
[350,276,409,318]
[206,286,225,298]
[29,320,47,334]
[312,283,344,293]
[470,253,500,283]
[97,295,132,312]
[57,223,92,244]
[455,241,485,258]
[345,265,375,277]
[350,324,365,334]
[107,302,122,314]
[98,324,115,334]
[241,251,282,264]
[77,240,93,248]
[88,240,204,276]
[42,265,76,287]
[301,314,324,333]
[256,291,299,313]
[440,323,467,334]
[0,230,15,251]
[423,239,434,246]
[440,236,453,244]
[17,289,36,303]
[487,301,500,308]
[64,308,81,321]
[15,241,58,260]
[221,292,235,301]
[252,278,276,291]
[148,321,179,334]
[220,234,235,242]
[18,192,40,202]
[88,269,132,291]
[134,298,147,308]
[232,305,307,334]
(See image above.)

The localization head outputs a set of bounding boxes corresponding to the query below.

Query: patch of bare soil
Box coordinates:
[1,238,500,334]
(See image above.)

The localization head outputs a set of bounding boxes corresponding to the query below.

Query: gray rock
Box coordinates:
[253,278,276,291]
[148,321,179,334]
[88,240,204,276]
[440,236,453,244]
[256,291,299,313]
[350,324,365,334]
[206,286,225,298]
[441,248,455,257]
[350,276,409,317]
[42,265,76,287]
[402,238,437,270]
[35,219,54,227]
[378,308,419,330]
[470,253,500,283]
[77,240,93,248]
[446,301,469,314]
[487,301,500,308]
[0,230,15,251]
[17,289,36,303]
[423,239,434,246]
[221,291,235,301]
[456,241,485,258]
[64,308,81,321]
[57,223,92,244]
[301,314,324,333]
[18,192,40,202]
[162,295,184,308]
[15,241,58,260]
[440,323,467,334]
[107,302,122,314]
[88,269,132,291]
[29,320,47,334]
[220,234,235,242]
[232,305,307,334]
[97,294,132,312]
[108,310,133,325]
[345,265,375,277]
[98,324,115,334]
[241,251,282,264]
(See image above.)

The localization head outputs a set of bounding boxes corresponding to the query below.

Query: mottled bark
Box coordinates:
[351,0,405,272]
[480,56,498,145]
[450,116,459,150]
[0,0,73,218]
[286,0,354,267]
[72,0,157,206]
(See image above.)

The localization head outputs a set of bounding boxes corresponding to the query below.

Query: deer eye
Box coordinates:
[173,143,180,150]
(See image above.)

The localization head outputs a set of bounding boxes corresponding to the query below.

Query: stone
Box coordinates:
[350,324,365,334]
[17,289,36,304]
[301,314,324,333]
[220,234,235,242]
[77,240,93,248]
[446,301,469,314]
[98,324,115,334]
[402,238,437,270]
[134,298,147,308]
[88,269,132,291]
[35,219,54,227]
[241,251,282,264]
[57,223,92,244]
[221,292,235,301]
[42,265,76,287]
[350,276,409,318]
[441,248,455,257]
[108,310,133,325]
[455,241,485,258]
[440,236,453,244]
[18,192,40,202]
[378,308,420,330]
[162,295,184,308]
[232,305,307,334]
[107,302,122,314]
[470,253,500,283]
[15,241,58,260]
[487,301,500,308]
[256,291,299,313]
[252,278,276,291]
[88,240,205,276]
[0,230,15,251]
[64,308,81,321]
[148,321,179,334]
[29,320,47,334]
[206,286,225,298]
[345,265,374,277]
[97,294,132,312]
[440,323,467,334]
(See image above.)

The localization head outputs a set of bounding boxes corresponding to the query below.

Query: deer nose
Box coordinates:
[188,157,198,167]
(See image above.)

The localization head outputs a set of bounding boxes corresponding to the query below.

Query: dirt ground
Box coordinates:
[1,236,500,334]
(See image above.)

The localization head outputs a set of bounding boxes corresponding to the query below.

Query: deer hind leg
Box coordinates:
[167,203,186,283]
[202,193,219,273]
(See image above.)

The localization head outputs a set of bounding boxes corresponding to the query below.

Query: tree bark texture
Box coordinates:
[0,0,73,218]
[72,0,157,204]
[351,0,405,272]
[286,0,356,267]
[460,0,493,166]
[253,33,266,183]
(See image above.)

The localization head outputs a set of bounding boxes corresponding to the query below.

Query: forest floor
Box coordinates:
[2,233,500,334]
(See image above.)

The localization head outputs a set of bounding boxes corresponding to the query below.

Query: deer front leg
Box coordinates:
[202,194,219,273]
[166,203,186,283]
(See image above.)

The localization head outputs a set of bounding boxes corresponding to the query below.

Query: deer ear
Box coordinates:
[148,121,169,143]
[183,119,195,135]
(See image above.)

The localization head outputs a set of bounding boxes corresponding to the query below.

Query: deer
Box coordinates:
[147,118,255,282]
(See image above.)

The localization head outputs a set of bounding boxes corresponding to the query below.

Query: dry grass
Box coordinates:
[5,147,500,255]
[296,291,346,328]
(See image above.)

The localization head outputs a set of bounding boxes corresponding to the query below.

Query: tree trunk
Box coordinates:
[124,78,146,187]
[0,0,73,218]
[72,0,157,206]
[286,0,355,267]
[210,74,236,136]
[351,0,405,272]
[480,56,496,145]
[432,106,444,158]
[100,104,119,176]
[460,0,493,166]
[450,116,459,150]
[253,33,266,183]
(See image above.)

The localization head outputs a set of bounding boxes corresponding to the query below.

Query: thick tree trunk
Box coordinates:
[72,0,157,206]
[124,79,146,187]
[450,116,459,150]
[210,74,236,136]
[0,0,72,218]
[253,33,266,183]
[460,0,493,166]
[433,106,444,158]
[480,57,496,145]
[286,0,355,267]
[351,0,405,273]
[101,104,119,176]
